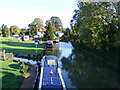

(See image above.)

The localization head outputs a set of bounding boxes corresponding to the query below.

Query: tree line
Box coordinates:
[62,2,119,49]
[0,16,65,40]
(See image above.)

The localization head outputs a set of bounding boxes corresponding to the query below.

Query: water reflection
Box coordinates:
[45,42,73,59]
[45,42,118,88]
[61,46,118,88]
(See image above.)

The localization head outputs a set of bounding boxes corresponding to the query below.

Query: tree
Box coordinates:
[2,25,10,37]
[10,25,20,35]
[28,18,43,36]
[50,16,63,31]
[61,28,71,42]
[20,28,28,36]
[70,2,119,49]
[44,21,56,40]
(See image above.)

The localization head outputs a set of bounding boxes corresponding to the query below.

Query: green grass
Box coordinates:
[0,60,24,88]
[1,40,46,55]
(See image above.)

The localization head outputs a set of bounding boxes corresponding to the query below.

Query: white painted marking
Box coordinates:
[39,67,44,90]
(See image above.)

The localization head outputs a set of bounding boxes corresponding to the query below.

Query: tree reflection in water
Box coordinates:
[61,48,118,88]
[45,44,62,57]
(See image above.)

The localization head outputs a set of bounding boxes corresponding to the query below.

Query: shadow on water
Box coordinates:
[61,47,119,88]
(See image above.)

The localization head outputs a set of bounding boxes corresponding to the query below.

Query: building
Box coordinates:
[34,28,46,40]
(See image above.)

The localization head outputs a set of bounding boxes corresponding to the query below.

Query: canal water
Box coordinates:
[45,42,118,88]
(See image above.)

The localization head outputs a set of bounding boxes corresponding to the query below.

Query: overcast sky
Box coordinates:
[0,0,78,28]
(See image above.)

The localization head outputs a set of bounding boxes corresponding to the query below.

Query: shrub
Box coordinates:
[19,62,28,74]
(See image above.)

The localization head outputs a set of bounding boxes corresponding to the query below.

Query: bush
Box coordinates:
[19,62,28,74]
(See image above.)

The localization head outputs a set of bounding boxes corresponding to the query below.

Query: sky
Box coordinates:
[0,0,78,29]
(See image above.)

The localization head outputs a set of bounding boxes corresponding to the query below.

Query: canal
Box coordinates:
[45,42,118,88]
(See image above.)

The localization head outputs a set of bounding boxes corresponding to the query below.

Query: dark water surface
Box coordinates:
[45,42,118,88]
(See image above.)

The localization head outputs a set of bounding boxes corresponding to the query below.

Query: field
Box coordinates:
[0,60,24,88]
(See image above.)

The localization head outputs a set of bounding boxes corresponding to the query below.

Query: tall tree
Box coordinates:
[20,28,28,36]
[44,21,55,40]
[28,18,43,36]
[70,2,119,49]
[10,25,20,35]
[2,25,10,37]
[61,28,71,42]
[50,16,63,31]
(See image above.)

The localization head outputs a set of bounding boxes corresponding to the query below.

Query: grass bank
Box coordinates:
[0,60,24,88]
[1,40,46,55]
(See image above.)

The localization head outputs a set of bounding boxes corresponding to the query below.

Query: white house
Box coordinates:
[33,28,46,40]
[37,28,46,38]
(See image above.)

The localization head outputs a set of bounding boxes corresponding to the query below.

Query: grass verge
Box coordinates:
[1,41,46,55]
